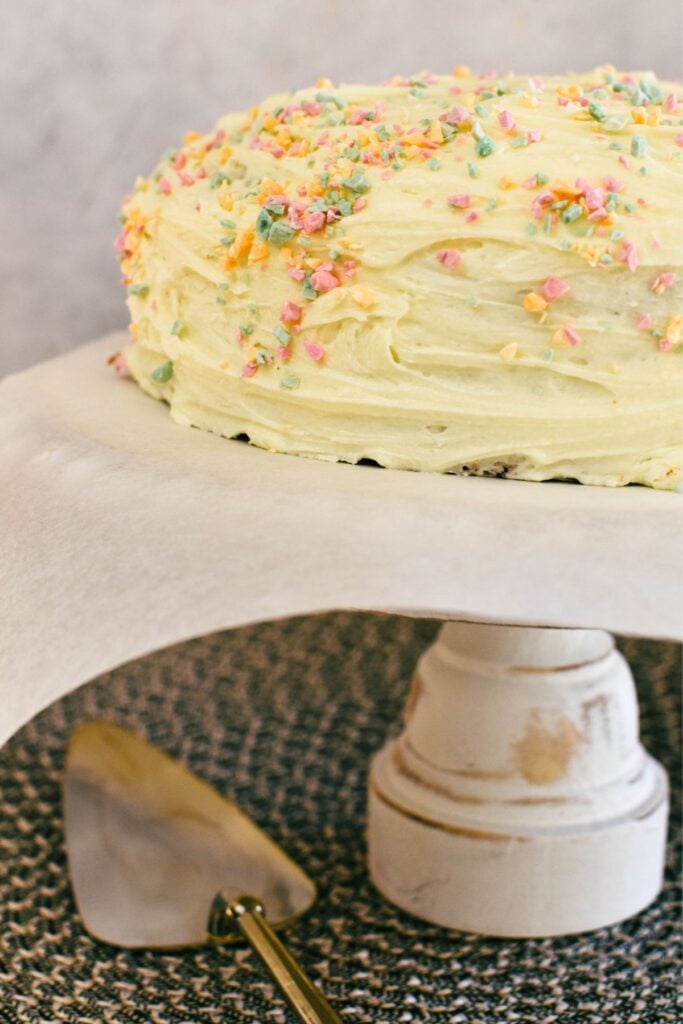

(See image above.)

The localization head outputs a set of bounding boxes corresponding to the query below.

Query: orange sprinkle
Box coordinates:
[217,190,233,211]
[350,286,375,308]
[216,145,233,166]
[248,239,269,263]
[452,65,471,78]
[498,342,518,362]
[184,131,201,144]
[523,292,548,313]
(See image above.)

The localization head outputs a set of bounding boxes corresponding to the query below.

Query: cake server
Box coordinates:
[63,721,341,1024]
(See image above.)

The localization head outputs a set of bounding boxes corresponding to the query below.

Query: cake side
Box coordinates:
[116,68,683,489]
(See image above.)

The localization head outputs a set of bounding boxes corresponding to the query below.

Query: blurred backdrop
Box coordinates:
[2,0,681,377]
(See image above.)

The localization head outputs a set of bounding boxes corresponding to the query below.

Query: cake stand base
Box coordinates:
[368,622,668,937]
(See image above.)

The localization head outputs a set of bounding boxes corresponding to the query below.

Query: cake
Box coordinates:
[116,68,683,489]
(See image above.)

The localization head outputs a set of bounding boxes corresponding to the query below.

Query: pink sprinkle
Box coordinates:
[664,93,677,114]
[498,110,516,132]
[353,197,368,212]
[466,211,479,222]
[448,193,471,209]
[522,175,539,189]
[114,230,127,254]
[303,341,325,361]
[562,325,582,347]
[651,272,677,292]
[342,260,356,278]
[531,191,554,219]
[602,175,624,193]
[194,202,201,212]
[196,167,207,179]
[280,300,302,323]
[624,242,639,272]
[659,338,673,351]
[618,155,630,168]
[542,276,570,301]
[301,210,326,234]
[150,299,158,312]
[443,104,469,125]
[288,267,306,282]
[277,345,292,361]
[636,313,653,330]
[584,186,605,211]
[110,352,129,376]
[527,129,542,143]
[423,198,433,206]
[242,361,258,378]
[310,269,339,292]
[436,248,462,269]
[177,171,194,187]
[349,108,368,125]
[675,133,683,147]
[158,178,172,195]
[588,206,608,222]
[172,152,187,171]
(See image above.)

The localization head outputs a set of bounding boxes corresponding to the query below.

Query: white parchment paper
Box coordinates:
[1,334,681,747]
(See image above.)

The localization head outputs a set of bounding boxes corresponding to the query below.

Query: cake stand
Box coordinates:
[1,334,680,937]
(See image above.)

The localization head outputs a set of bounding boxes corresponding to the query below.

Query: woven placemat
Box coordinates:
[0,612,680,1024]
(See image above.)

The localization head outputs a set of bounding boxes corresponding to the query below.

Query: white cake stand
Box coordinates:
[1,334,680,937]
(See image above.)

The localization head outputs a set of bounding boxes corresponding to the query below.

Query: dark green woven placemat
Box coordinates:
[0,612,680,1024]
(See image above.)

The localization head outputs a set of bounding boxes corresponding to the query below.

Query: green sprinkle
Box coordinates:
[264,201,286,215]
[170,320,184,336]
[474,103,488,118]
[255,351,270,365]
[475,136,495,158]
[639,164,648,175]
[319,172,330,186]
[562,202,582,224]
[535,172,550,186]
[541,350,554,363]
[220,218,236,229]
[525,222,537,237]
[301,276,317,300]
[128,284,149,297]
[392,159,403,170]
[486,197,498,212]
[280,374,300,390]
[376,125,391,141]
[409,86,425,99]
[256,209,273,239]
[607,142,624,150]
[268,222,297,245]
[441,123,458,143]
[209,171,230,189]
[542,213,552,234]
[631,135,647,157]
[218,282,230,290]
[465,295,480,307]
[315,91,346,109]
[216,296,226,305]
[560,240,570,251]
[588,101,606,122]
[239,324,254,335]
[337,199,353,216]
[611,229,624,241]
[151,360,173,383]
[428,157,441,170]
[511,136,529,148]
[341,170,370,194]
[220,235,236,246]
[467,161,479,178]
[623,202,636,213]
[603,116,628,132]
[631,88,647,107]
[471,120,485,141]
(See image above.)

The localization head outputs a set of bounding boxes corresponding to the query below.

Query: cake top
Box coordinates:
[117,67,682,382]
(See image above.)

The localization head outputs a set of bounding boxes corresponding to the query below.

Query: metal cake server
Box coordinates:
[63,721,341,1024]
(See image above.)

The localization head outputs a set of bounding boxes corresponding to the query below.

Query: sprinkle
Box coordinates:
[631,135,647,157]
[350,286,375,307]
[436,248,462,269]
[498,342,518,362]
[665,316,683,346]
[522,292,547,312]
[498,110,516,132]
[170,320,184,336]
[562,203,582,224]
[527,129,542,143]
[151,360,173,383]
[288,266,306,282]
[541,349,554,363]
[341,170,370,194]
[303,341,325,361]
[269,222,297,245]
[310,268,339,292]
[467,161,479,178]
[158,178,172,195]
[542,276,570,301]
[428,157,441,170]
[664,93,678,113]
[301,210,326,234]
[603,175,624,193]
[588,101,606,122]
[621,241,639,272]
[448,193,471,209]
[280,300,302,323]
[475,135,496,158]
[554,324,582,347]
[651,272,677,294]
[273,324,291,345]
[280,374,300,389]
[128,283,149,297]
[636,313,653,330]
[242,361,258,378]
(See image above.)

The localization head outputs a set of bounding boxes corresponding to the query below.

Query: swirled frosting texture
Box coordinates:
[118,68,683,488]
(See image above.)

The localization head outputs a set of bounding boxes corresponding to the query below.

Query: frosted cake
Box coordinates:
[116,68,683,489]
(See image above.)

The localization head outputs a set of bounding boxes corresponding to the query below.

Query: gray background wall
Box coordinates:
[2,0,681,377]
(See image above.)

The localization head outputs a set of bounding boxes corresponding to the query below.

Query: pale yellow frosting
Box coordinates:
[118,68,683,488]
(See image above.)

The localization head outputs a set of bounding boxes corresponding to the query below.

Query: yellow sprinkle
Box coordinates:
[647,107,660,126]
[316,76,333,89]
[228,229,255,262]
[217,190,233,211]
[248,239,269,264]
[279,246,293,264]
[262,113,278,130]
[257,178,287,203]
[218,359,230,370]
[128,322,139,338]
[523,292,548,313]
[242,105,259,130]
[521,93,540,108]
[552,327,570,347]
[184,131,201,144]
[428,120,443,143]
[305,257,322,270]
[217,145,233,166]
[452,65,471,78]
[666,316,683,345]
[608,364,620,374]
[498,176,517,191]
[350,286,375,308]
[498,342,518,362]
[631,107,647,124]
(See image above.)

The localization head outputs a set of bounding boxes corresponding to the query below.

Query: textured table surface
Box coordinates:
[0,612,680,1023]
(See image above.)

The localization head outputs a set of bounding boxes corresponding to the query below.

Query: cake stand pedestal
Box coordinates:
[0,335,680,938]
[368,621,668,936]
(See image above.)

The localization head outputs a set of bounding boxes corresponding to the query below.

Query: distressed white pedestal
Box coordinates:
[368,622,669,937]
